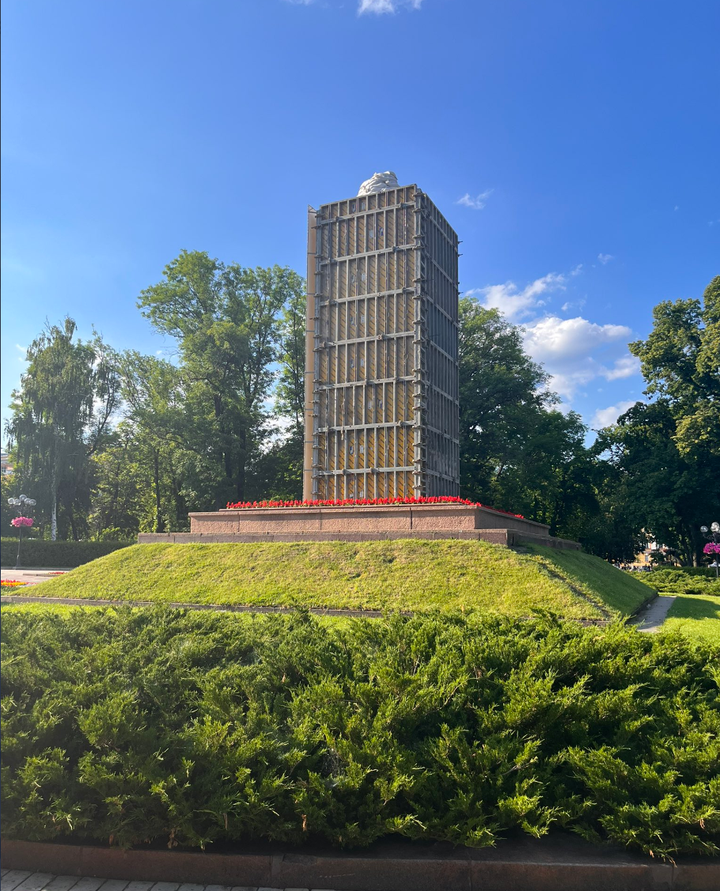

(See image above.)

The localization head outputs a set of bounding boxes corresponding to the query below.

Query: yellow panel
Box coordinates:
[368,255,376,295]
[340,303,347,341]
[360,257,367,296]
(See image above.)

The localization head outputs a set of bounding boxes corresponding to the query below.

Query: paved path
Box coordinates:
[1,569,68,586]
[0,870,333,891]
[631,595,677,632]
[0,594,403,619]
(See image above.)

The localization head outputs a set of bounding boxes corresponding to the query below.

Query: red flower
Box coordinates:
[224,495,524,518]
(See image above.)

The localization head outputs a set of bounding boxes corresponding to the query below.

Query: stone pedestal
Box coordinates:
[138,503,580,550]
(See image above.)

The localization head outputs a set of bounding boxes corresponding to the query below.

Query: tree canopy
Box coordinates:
[6,258,718,566]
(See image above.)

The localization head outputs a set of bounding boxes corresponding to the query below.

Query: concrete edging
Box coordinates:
[2,838,718,891]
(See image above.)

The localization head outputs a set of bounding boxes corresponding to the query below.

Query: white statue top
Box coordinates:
[357,171,399,196]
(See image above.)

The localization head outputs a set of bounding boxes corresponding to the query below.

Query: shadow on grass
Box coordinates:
[667,595,720,622]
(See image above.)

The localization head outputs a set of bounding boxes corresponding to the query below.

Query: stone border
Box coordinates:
[138,529,581,550]
[2,839,718,891]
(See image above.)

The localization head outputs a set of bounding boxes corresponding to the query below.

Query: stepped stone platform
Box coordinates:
[139,503,580,550]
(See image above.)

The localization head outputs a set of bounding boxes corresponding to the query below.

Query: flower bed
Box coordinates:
[226,495,525,519]
[1,580,27,588]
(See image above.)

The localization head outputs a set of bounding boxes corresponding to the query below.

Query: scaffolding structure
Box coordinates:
[303,183,459,501]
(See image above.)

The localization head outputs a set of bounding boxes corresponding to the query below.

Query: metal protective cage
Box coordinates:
[303,184,459,501]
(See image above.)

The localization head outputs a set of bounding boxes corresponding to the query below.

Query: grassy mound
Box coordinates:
[2,608,718,858]
[20,539,653,619]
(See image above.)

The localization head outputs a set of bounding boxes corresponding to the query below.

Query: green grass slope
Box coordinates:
[18,539,654,620]
[525,545,656,615]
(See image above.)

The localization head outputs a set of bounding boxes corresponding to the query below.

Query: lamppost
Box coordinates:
[700,522,720,579]
[7,494,36,569]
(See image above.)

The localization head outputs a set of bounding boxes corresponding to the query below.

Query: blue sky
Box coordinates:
[2,0,719,440]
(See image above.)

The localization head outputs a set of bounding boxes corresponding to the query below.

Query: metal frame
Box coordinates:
[303,185,459,500]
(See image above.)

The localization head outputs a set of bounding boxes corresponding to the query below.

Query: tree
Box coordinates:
[458,299,553,504]
[629,275,719,458]
[597,400,719,565]
[6,319,121,540]
[457,298,607,544]
[265,283,307,500]
[138,252,302,506]
[590,276,720,564]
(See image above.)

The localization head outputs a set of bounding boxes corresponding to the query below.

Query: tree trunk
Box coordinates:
[69,506,79,542]
[154,448,165,533]
[50,471,58,542]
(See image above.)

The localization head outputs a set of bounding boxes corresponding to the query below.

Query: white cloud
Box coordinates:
[570,264,583,276]
[465,266,642,414]
[591,400,637,429]
[358,0,422,13]
[523,316,630,363]
[602,354,640,381]
[598,253,614,264]
[467,273,565,321]
[522,316,632,399]
[456,189,493,210]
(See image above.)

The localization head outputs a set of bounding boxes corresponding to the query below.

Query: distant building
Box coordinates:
[0,451,13,476]
[303,173,460,500]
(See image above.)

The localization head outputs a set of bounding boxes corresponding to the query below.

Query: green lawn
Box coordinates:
[663,593,720,644]
[11,539,654,620]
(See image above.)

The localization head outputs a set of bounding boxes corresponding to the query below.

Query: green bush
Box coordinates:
[0,538,131,568]
[1,608,719,859]
[639,568,720,597]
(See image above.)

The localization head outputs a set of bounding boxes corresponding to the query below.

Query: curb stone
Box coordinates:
[2,838,719,891]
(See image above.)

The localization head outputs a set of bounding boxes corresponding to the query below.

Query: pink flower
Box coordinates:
[703,542,720,555]
[11,516,33,528]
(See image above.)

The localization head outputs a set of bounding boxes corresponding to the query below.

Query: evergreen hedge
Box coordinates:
[641,568,720,597]
[0,538,131,568]
[1,607,719,859]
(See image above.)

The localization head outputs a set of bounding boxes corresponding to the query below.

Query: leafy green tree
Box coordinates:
[629,275,719,458]
[275,285,307,429]
[118,352,190,531]
[88,427,149,540]
[6,319,121,540]
[597,400,719,565]
[458,299,553,503]
[264,283,307,500]
[592,276,720,564]
[138,252,301,505]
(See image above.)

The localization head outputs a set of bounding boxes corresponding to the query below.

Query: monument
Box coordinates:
[303,172,460,501]
[139,173,578,550]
